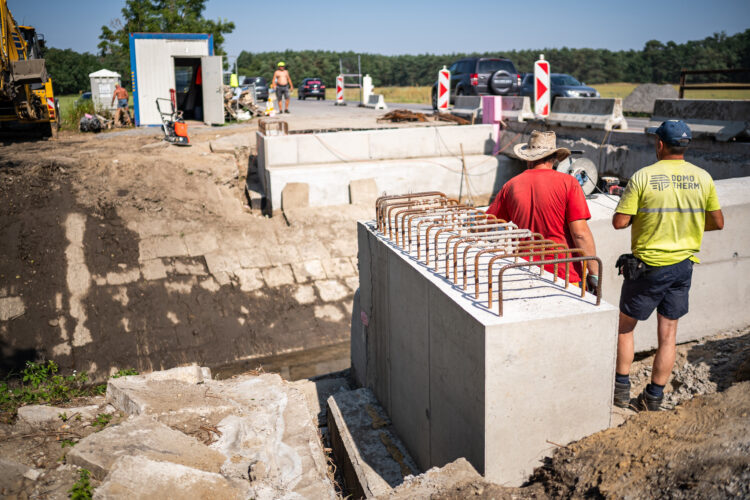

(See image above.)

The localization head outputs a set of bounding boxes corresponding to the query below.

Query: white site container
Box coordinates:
[89,69,121,112]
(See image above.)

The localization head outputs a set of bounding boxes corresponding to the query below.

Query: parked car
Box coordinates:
[241,76,269,101]
[298,78,325,100]
[75,91,92,106]
[431,57,521,109]
[520,73,599,104]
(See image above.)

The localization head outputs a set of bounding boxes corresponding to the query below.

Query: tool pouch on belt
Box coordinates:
[616,253,646,280]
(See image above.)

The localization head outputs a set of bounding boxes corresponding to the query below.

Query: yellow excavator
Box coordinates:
[0,0,58,138]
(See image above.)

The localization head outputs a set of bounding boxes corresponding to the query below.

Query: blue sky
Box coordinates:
[8,0,750,56]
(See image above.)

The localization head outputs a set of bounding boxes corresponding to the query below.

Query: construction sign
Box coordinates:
[534,55,550,117]
[336,75,344,105]
[437,66,450,112]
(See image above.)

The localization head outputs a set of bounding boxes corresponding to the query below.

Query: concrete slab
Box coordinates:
[0,296,25,321]
[292,259,327,282]
[183,232,219,256]
[209,133,252,154]
[138,235,189,261]
[17,404,100,427]
[67,415,226,479]
[322,257,356,278]
[93,456,250,500]
[315,279,351,302]
[547,97,627,130]
[235,268,264,291]
[140,258,168,281]
[262,265,295,287]
[327,388,419,498]
[292,284,316,305]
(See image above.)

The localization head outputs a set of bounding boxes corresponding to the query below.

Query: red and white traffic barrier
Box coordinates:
[335,75,344,106]
[534,54,550,117]
[437,66,450,112]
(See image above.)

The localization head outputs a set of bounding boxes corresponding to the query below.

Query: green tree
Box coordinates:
[43,48,101,94]
[98,0,235,88]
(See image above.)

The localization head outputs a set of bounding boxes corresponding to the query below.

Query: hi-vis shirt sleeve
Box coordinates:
[705,178,721,212]
[615,173,642,215]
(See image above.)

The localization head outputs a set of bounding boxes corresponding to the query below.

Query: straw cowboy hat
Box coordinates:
[513,130,571,162]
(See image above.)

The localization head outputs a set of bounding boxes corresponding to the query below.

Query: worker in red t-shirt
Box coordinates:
[486,130,599,287]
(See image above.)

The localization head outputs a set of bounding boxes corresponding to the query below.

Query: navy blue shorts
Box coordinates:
[619,258,693,321]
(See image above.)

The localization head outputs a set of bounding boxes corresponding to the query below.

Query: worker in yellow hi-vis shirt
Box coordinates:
[611,120,724,412]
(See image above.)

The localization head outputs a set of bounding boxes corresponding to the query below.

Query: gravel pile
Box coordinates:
[623,83,678,113]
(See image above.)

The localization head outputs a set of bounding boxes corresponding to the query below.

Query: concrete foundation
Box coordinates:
[257,125,519,212]
[353,220,618,486]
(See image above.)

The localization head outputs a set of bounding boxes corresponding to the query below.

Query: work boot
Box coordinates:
[636,390,663,411]
[613,381,631,408]
[284,109,289,114]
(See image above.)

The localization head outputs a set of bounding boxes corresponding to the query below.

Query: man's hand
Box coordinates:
[586,273,599,292]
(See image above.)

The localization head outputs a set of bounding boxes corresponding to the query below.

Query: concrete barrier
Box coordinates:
[353,220,618,486]
[648,99,750,142]
[451,96,482,122]
[546,97,628,130]
[586,176,750,352]
[500,96,535,122]
[365,94,387,110]
[257,125,519,212]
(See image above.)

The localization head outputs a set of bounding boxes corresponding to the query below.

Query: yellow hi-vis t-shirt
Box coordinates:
[615,159,721,267]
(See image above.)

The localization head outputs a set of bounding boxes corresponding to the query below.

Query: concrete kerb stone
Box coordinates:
[183,232,219,257]
[322,257,356,278]
[315,279,351,302]
[67,415,227,480]
[93,456,250,500]
[349,178,379,205]
[292,259,327,282]
[282,182,310,211]
[140,258,168,281]
[262,265,295,287]
[138,235,190,262]
[235,268,264,291]
[326,388,419,498]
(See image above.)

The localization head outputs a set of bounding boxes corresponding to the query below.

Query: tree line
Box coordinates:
[43,28,749,95]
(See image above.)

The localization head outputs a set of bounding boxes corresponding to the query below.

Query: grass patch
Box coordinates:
[69,468,93,500]
[57,94,134,131]
[0,361,106,423]
[323,86,431,104]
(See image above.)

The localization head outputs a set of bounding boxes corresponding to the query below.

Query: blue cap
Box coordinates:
[646,120,692,146]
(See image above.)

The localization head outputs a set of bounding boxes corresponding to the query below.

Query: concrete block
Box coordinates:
[140,258,168,281]
[17,404,100,427]
[281,182,309,210]
[547,97,628,130]
[203,250,240,276]
[292,377,350,425]
[262,265,295,287]
[0,296,25,321]
[365,93,387,110]
[501,96,535,122]
[315,279,351,302]
[67,415,226,479]
[296,132,371,164]
[327,388,419,498]
[354,220,619,485]
[649,99,750,141]
[368,127,439,160]
[235,268,264,291]
[172,260,207,276]
[349,178,379,205]
[138,235,189,262]
[238,248,271,269]
[291,259,327,282]
[322,257,356,278]
[93,456,250,500]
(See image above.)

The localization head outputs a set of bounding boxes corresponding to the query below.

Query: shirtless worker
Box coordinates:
[110,84,132,127]
[272,62,293,114]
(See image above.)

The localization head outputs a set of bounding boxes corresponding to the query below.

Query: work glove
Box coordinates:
[586,274,599,292]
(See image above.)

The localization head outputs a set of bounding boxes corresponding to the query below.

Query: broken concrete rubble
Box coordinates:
[97,366,336,499]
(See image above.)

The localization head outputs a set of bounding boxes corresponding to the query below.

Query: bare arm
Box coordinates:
[612,212,632,229]
[569,219,599,276]
[705,209,724,231]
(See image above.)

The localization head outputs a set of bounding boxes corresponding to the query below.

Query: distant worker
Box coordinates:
[486,130,599,287]
[272,62,293,114]
[612,120,724,411]
[110,84,131,127]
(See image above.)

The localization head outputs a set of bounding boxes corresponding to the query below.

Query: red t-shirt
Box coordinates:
[486,169,591,282]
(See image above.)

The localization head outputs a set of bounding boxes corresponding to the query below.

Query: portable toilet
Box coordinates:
[89,69,121,112]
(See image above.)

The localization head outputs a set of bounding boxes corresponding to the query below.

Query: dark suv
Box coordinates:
[298,78,326,100]
[431,57,521,109]
[241,76,269,101]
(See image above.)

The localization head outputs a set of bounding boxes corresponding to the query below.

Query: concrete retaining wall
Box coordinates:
[587,176,750,352]
[353,221,618,486]
[257,125,520,211]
